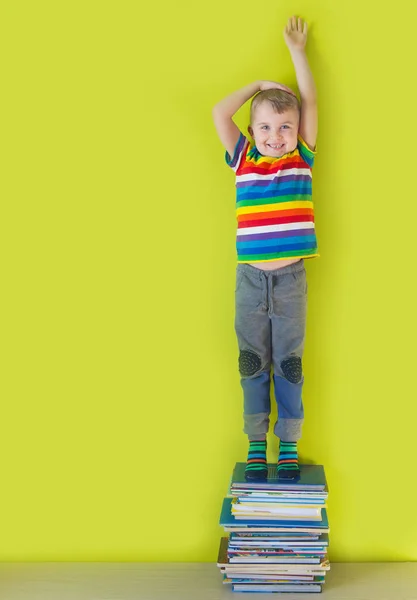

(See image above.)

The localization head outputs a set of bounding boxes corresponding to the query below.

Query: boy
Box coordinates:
[212,16,318,480]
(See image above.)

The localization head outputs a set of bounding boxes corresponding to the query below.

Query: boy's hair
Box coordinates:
[250,89,300,124]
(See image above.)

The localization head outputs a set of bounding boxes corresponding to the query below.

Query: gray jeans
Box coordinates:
[235,260,307,442]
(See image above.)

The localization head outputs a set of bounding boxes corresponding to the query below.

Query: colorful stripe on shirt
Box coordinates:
[226,133,318,263]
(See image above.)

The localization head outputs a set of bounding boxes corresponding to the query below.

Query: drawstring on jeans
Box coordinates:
[259,271,275,317]
[268,275,274,318]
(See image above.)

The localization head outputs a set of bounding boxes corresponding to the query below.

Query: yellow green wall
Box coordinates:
[1,0,416,561]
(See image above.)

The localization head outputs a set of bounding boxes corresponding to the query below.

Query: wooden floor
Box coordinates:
[0,562,416,599]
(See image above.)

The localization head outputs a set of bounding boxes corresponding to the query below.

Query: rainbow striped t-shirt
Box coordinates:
[226,132,318,263]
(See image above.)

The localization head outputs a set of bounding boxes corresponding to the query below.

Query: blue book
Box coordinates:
[231,463,328,492]
[220,498,329,532]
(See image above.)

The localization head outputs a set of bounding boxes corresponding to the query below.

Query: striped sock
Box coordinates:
[277,440,300,478]
[245,439,268,480]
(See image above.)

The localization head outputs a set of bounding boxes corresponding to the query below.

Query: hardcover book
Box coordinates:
[230,463,328,492]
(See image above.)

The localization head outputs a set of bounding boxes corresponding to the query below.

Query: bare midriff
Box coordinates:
[247,257,301,271]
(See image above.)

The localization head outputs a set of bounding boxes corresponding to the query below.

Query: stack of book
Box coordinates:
[217,463,330,593]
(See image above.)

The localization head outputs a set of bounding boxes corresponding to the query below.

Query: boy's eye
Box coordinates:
[260,125,289,130]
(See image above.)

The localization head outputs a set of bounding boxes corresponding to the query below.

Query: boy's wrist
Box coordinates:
[242,80,262,100]
[288,47,306,57]
[213,81,262,118]
[250,81,262,94]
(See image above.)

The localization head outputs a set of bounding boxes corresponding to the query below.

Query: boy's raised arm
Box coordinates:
[212,81,260,159]
[284,16,318,151]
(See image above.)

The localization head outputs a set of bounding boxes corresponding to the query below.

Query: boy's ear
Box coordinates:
[248,125,253,137]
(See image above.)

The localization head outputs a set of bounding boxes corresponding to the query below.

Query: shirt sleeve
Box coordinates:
[297,135,317,169]
[225,132,249,173]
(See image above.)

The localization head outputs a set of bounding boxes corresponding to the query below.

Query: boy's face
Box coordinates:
[248,102,299,158]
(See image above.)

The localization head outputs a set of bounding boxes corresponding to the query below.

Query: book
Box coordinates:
[231,532,324,541]
[229,533,329,547]
[229,556,324,564]
[223,567,329,576]
[233,514,322,521]
[223,574,326,583]
[228,548,327,556]
[220,497,330,533]
[232,582,322,592]
[230,462,328,492]
[233,494,327,504]
[231,499,325,520]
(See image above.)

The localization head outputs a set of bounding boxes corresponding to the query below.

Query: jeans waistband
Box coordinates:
[237,259,304,279]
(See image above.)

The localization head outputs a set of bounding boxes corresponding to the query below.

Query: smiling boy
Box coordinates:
[212,16,318,480]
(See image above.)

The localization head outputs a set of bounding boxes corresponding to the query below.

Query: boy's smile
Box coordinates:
[248,102,299,158]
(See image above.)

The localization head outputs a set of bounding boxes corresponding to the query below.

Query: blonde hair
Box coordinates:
[250,89,300,124]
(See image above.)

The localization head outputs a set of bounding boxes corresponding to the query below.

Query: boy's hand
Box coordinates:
[259,80,297,97]
[284,15,308,51]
